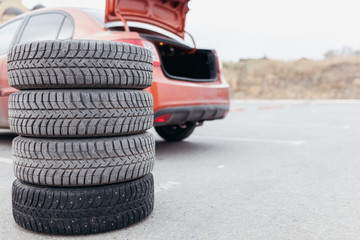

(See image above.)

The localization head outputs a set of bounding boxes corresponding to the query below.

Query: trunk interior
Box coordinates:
[142,34,218,82]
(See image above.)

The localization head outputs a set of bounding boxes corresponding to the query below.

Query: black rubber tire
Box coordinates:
[12,173,154,235]
[12,132,155,186]
[155,122,196,142]
[7,40,153,89]
[9,89,153,137]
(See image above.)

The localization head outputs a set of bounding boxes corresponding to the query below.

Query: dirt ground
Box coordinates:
[223,57,360,99]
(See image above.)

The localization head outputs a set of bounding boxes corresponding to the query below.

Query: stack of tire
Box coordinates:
[7,40,155,235]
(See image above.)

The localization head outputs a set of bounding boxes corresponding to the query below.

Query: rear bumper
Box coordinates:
[148,67,230,126]
[154,105,229,127]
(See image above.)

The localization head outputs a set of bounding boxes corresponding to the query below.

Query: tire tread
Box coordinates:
[7,40,153,89]
[12,174,154,235]
[12,133,155,186]
[9,90,154,137]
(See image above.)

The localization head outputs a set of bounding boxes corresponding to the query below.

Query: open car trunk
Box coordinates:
[142,34,218,82]
[105,0,217,82]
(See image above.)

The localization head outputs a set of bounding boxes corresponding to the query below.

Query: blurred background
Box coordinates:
[1,0,360,99]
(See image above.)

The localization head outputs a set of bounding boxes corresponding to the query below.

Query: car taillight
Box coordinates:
[154,114,172,123]
[117,39,160,67]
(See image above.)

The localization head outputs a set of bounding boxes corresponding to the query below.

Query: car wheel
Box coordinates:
[9,89,153,137]
[13,132,155,186]
[7,40,153,89]
[12,173,154,235]
[155,122,196,142]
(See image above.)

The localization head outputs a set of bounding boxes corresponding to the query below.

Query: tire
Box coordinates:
[12,173,154,235]
[155,122,196,142]
[13,132,155,186]
[7,40,153,89]
[9,90,153,137]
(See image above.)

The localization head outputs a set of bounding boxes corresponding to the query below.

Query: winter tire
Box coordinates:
[13,132,155,186]
[12,173,154,235]
[7,40,153,89]
[9,89,153,137]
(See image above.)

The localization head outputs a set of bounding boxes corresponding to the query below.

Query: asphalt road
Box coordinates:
[0,100,360,240]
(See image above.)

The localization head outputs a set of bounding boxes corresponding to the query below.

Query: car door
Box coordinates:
[0,18,23,127]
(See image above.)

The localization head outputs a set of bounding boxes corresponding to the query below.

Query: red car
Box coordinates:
[0,0,229,141]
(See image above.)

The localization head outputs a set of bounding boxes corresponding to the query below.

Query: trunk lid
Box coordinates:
[105,0,190,39]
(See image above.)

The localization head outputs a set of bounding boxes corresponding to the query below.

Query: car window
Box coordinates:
[19,13,66,43]
[0,19,23,55]
[58,17,73,40]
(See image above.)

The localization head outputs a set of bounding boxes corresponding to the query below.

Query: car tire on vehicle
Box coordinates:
[13,132,155,186]
[7,40,153,89]
[12,173,154,235]
[9,89,153,137]
[155,122,196,142]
